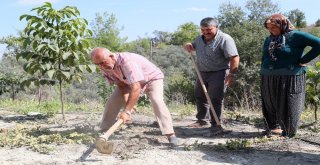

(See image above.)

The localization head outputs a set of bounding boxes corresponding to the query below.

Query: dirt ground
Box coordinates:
[0,110,319,165]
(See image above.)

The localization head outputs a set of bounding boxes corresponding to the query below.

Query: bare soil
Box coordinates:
[0,110,319,165]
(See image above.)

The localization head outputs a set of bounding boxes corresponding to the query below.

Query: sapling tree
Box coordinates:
[306,62,320,121]
[0,73,21,100]
[18,2,95,120]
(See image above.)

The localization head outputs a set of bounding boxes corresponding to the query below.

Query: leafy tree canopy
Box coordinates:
[286,9,307,28]
[90,12,127,51]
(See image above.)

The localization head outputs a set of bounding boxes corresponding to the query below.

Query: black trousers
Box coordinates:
[195,70,226,125]
[261,74,306,137]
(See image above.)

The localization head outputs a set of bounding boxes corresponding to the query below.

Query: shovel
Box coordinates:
[188,52,224,131]
[95,119,123,154]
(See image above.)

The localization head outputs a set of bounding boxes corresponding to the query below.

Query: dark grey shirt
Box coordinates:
[192,30,238,72]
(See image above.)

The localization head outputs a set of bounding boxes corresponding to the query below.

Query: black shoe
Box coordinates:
[210,125,224,135]
[188,120,208,128]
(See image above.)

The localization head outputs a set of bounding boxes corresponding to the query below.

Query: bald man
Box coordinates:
[90,47,178,145]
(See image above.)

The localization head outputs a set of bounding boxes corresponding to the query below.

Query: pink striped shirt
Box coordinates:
[102,52,164,88]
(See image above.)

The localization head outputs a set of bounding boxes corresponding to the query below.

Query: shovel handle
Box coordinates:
[99,119,124,140]
[189,53,221,126]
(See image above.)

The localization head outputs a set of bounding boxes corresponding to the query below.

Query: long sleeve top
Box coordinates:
[260,30,320,75]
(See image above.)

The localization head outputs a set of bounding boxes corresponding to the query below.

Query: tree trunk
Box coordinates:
[11,84,15,100]
[59,79,65,121]
[315,105,318,121]
[38,86,42,105]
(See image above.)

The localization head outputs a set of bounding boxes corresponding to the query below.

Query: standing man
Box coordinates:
[90,47,178,145]
[184,17,240,132]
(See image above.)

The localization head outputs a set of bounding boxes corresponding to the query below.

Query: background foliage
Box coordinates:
[0,0,319,121]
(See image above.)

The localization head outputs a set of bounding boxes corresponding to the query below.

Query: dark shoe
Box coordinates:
[261,130,271,136]
[210,125,224,135]
[281,131,295,138]
[188,120,208,128]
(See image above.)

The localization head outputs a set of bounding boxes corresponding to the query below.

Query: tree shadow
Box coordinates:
[0,113,49,122]
[173,123,265,140]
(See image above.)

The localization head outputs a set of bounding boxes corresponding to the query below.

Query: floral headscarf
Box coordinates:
[264,14,295,61]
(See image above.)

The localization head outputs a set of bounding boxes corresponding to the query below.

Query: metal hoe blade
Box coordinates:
[95,137,114,154]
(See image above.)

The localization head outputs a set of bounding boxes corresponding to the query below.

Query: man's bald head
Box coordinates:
[90,47,111,60]
[90,47,116,71]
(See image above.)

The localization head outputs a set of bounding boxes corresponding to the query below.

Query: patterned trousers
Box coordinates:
[261,74,306,137]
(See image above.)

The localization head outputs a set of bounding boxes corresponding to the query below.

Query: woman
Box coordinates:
[261,14,320,138]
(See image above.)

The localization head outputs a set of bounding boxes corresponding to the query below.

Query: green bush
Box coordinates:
[165,72,194,104]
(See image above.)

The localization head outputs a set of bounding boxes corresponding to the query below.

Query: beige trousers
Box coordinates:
[100,79,174,135]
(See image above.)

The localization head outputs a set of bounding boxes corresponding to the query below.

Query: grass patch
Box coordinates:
[184,139,252,152]
[168,103,196,118]
[224,110,264,128]
[134,103,196,118]
[0,124,97,154]
[0,99,103,116]
[218,139,252,150]
[301,107,318,123]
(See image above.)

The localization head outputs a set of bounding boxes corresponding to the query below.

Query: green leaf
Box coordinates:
[16,52,28,60]
[36,44,46,52]
[34,22,41,29]
[78,65,85,72]
[47,70,55,79]
[62,52,72,60]
[78,42,83,50]
[86,64,96,73]
[45,64,52,70]
[34,80,40,86]
[32,41,38,50]
[40,64,46,70]
[43,2,52,8]
[81,39,90,48]
[32,31,38,38]
[62,71,71,79]
[48,44,60,53]
[73,52,79,60]
[23,38,31,49]
[87,29,93,36]
[19,14,29,21]
[26,53,35,61]
[41,21,48,28]
[25,15,32,21]
[83,19,88,25]
[26,27,34,36]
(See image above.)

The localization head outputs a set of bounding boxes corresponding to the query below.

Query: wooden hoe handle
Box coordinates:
[99,119,124,140]
[189,53,221,126]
